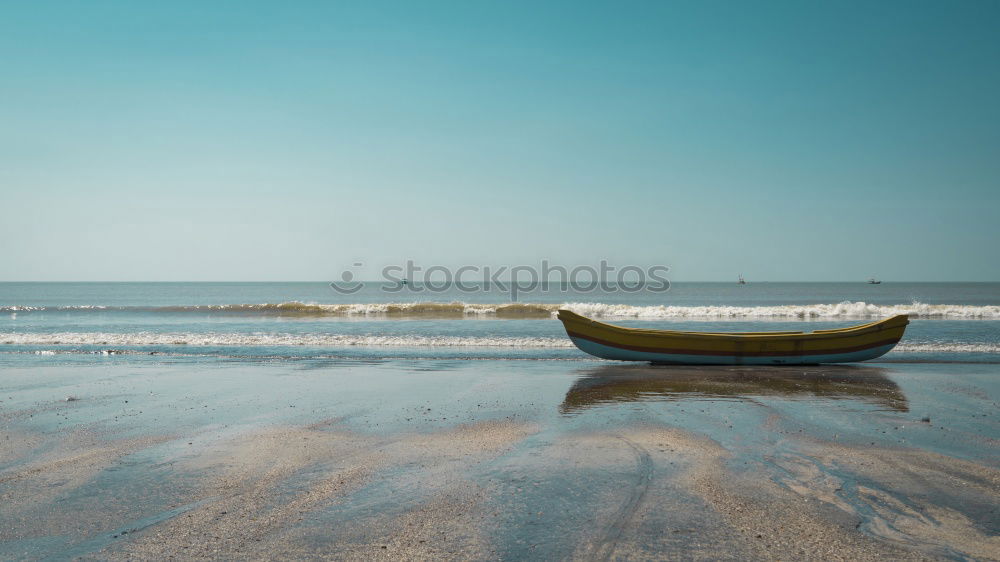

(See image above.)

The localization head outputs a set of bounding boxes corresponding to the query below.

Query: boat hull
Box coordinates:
[557,310,908,365]
[568,336,898,365]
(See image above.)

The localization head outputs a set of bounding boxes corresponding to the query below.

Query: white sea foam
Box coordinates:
[3,332,998,353]
[2,301,998,318]
[1,332,574,348]
[560,301,1000,319]
[892,342,1000,353]
[163,302,561,316]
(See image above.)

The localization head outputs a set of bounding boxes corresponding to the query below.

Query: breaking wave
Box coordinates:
[560,302,1000,319]
[159,301,562,317]
[2,301,999,319]
[893,342,1000,353]
[1,332,998,353]
[0,332,574,348]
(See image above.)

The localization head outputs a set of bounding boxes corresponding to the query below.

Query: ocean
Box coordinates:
[2,282,998,364]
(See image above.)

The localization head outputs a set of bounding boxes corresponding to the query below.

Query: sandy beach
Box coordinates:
[1,358,997,560]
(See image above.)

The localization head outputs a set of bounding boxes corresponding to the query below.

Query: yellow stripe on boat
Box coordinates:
[556,310,909,365]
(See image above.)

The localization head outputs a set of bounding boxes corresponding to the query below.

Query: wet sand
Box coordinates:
[1,359,998,560]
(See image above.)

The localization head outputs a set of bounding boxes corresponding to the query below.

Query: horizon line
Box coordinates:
[1,280,998,284]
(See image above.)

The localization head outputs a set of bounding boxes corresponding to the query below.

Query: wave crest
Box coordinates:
[0,332,573,348]
[561,301,1000,319]
[2,301,998,319]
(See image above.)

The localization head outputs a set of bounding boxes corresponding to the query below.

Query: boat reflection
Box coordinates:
[560,364,907,414]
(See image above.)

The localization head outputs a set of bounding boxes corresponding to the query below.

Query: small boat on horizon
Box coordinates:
[738,274,746,285]
[868,278,881,284]
[556,310,909,365]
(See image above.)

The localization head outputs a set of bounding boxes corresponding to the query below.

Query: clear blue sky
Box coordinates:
[2,0,998,281]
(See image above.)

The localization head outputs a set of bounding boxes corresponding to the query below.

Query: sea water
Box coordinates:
[1,282,998,364]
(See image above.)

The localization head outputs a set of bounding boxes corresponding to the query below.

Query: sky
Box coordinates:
[1,0,998,282]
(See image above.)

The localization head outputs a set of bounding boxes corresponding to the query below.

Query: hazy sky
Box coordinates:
[2,1,998,281]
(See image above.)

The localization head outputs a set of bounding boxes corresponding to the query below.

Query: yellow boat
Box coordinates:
[556,310,909,365]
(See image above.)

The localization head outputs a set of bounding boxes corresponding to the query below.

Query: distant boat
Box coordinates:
[556,310,909,365]
[867,278,881,284]
[401,278,409,285]
[738,274,746,285]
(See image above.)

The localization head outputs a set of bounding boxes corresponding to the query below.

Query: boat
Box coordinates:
[868,278,881,284]
[738,274,746,285]
[556,310,909,365]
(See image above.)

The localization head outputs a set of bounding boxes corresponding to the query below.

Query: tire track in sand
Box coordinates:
[593,436,654,561]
